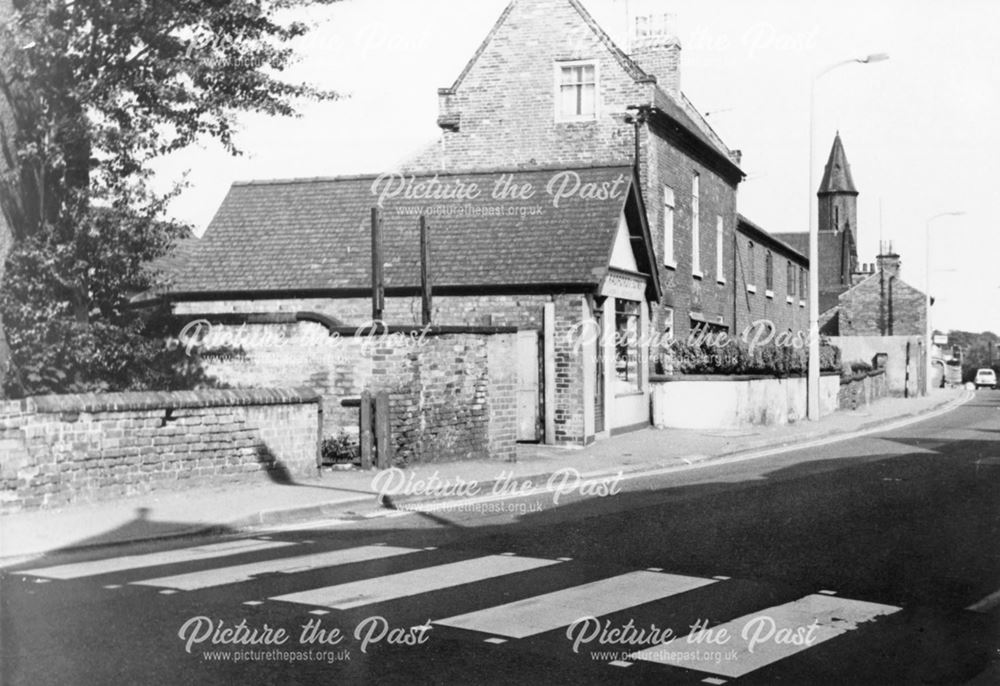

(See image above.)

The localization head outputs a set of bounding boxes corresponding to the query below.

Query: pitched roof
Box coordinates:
[818,132,858,195]
[736,215,808,265]
[165,165,659,299]
[441,0,741,179]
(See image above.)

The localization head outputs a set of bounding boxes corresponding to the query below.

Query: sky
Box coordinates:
[150,0,1000,335]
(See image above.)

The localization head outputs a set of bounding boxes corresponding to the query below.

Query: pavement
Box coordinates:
[0,387,971,563]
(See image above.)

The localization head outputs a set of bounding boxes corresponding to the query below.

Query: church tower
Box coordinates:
[817,132,859,293]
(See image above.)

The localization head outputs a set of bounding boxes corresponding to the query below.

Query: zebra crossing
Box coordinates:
[17,537,904,682]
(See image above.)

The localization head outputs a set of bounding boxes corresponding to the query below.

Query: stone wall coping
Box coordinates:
[651,372,841,383]
[2,387,320,415]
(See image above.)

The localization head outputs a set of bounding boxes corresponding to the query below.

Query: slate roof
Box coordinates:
[736,215,808,265]
[166,165,656,298]
[818,132,858,194]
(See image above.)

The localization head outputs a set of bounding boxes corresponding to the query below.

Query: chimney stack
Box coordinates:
[877,251,901,279]
[628,9,681,95]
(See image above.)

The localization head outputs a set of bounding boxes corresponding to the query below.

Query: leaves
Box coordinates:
[0,0,341,396]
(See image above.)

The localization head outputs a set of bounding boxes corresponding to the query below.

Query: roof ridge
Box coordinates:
[232,162,636,187]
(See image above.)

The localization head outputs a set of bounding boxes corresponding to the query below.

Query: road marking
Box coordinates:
[309,610,330,616]
[20,539,296,580]
[818,590,837,595]
[556,557,573,561]
[702,678,727,685]
[102,584,122,590]
[131,545,420,591]
[243,600,264,606]
[609,660,633,668]
[435,571,716,639]
[713,576,731,581]
[630,594,900,678]
[159,589,178,595]
[647,567,664,572]
[484,637,507,645]
[271,555,560,610]
[966,588,1000,613]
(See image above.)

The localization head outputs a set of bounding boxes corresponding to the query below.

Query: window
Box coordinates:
[556,62,597,121]
[663,186,675,266]
[614,300,640,394]
[662,307,674,342]
[691,173,701,275]
[787,260,796,297]
[765,251,774,292]
[716,215,725,283]
[746,241,755,291]
[800,266,807,301]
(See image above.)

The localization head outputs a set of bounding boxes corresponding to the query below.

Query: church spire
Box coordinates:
[818,131,858,195]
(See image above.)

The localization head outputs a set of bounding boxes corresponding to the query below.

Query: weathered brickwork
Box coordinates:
[388,334,517,465]
[837,273,926,337]
[404,0,740,343]
[734,223,809,339]
[0,388,320,513]
[177,314,520,462]
[838,370,888,410]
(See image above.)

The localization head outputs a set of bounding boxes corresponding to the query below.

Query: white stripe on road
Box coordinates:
[966,588,1000,613]
[631,594,900,678]
[20,539,296,580]
[131,545,419,591]
[271,555,561,610]
[435,571,716,639]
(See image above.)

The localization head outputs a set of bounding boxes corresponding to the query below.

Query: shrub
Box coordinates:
[321,431,359,465]
[654,335,841,377]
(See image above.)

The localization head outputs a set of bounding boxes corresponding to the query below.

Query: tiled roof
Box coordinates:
[737,215,808,265]
[167,165,642,297]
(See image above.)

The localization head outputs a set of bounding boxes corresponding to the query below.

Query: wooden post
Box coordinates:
[375,391,392,469]
[359,391,373,470]
[420,215,432,326]
[371,207,384,322]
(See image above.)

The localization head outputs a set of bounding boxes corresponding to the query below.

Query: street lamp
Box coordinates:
[925,211,965,394]
[807,52,889,421]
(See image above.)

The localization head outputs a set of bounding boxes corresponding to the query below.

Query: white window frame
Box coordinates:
[554,60,599,122]
[715,215,725,284]
[663,186,676,268]
[691,173,701,278]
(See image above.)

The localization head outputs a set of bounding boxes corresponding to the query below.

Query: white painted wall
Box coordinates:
[651,375,840,430]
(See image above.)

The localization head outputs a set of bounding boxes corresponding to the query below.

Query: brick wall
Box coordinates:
[0,388,320,513]
[403,0,740,343]
[388,333,517,465]
[172,312,520,463]
[734,231,809,340]
[837,273,927,337]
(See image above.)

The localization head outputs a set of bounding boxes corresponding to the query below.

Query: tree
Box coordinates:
[0,0,341,396]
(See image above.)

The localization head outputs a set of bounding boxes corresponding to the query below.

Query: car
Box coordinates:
[974,368,997,389]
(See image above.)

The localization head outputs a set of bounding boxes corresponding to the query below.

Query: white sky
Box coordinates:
[151,0,1000,335]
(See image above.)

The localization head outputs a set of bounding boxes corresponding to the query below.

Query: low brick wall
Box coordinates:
[651,374,841,430]
[0,388,320,513]
[838,370,888,410]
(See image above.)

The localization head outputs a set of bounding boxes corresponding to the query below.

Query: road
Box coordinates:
[2,391,998,685]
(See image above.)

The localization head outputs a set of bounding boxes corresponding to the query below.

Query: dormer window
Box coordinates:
[556,61,597,121]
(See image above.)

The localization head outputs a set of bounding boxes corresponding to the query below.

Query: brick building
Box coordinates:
[164,165,662,446]
[735,215,809,339]
[822,249,927,337]
[407,0,744,341]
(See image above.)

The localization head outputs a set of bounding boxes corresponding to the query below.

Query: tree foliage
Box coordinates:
[0,0,341,396]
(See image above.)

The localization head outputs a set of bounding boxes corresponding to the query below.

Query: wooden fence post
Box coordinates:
[375,391,392,469]
[360,391,373,470]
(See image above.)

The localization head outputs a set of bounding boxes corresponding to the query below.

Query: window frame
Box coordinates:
[715,215,725,284]
[554,60,599,122]
[691,173,701,277]
[663,186,676,268]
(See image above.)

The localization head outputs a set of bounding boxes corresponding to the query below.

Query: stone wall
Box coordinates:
[838,370,888,411]
[0,388,320,513]
[829,335,925,397]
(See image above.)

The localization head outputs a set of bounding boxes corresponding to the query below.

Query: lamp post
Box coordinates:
[924,211,965,394]
[807,52,889,421]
